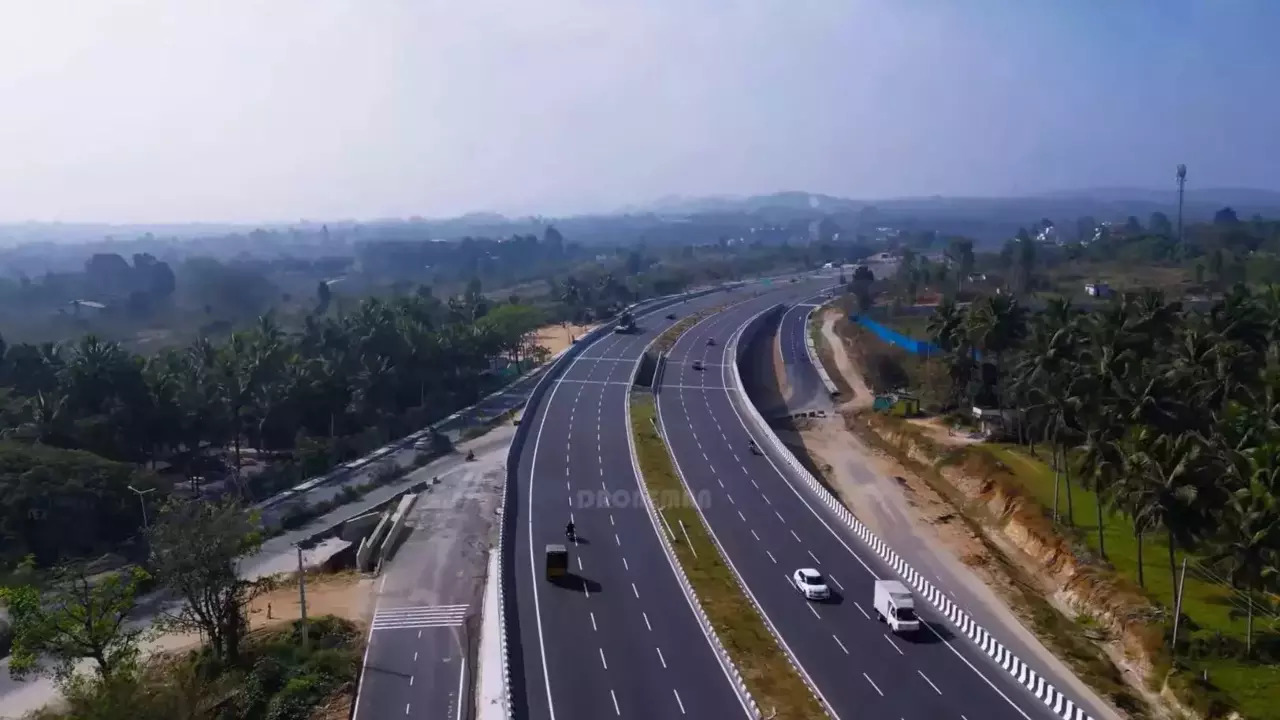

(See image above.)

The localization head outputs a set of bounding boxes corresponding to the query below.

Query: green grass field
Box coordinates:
[982,445,1280,719]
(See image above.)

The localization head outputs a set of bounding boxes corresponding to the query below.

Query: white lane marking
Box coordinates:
[615,533,621,546]
[828,573,843,591]
[808,604,820,618]
[852,602,870,619]
[919,670,943,695]
[714,350,1039,719]
[410,675,414,686]
[599,648,609,670]
[726,493,735,504]
[590,612,598,631]
[738,510,746,521]
[413,651,418,661]
[643,612,652,631]
[808,550,820,564]
[611,689,621,716]
[751,530,760,541]
[455,658,467,720]
[673,689,687,714]
[656,646,668,668]
[863,673,884,697]
[833,635,849,654]
[790,529,801,542]
[577,557,583,571]
[883,634,904,656]
[775,511,785,523]
[632,583,640,598]
[766,550,777,564]
[623,557,629,570]
[405,703,410,715]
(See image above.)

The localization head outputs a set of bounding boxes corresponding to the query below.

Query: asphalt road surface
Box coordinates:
[655,293,1066,720]
[352,439,507,720]
[509,287,759,720]
[777,299,833,414]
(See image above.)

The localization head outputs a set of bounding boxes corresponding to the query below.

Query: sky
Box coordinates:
[0,0,1276,223]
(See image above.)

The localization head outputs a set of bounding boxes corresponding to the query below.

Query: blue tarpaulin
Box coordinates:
[852,315,939,356]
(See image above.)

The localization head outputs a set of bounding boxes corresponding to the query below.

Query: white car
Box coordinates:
[793,568,830,601]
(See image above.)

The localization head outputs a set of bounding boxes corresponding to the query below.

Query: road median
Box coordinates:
[629,395,827,720]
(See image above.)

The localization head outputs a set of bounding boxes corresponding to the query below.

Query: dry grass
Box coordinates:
[631,396,827,720]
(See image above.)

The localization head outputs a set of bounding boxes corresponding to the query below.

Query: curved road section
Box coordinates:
[509,287,761,720]
[656,294,1066,720]
[777,301,833,414]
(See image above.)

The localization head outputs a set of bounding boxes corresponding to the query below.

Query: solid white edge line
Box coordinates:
[655,288,841,720]
[623,300,764,720]
[719,302,1039,720]
[514,285,747,717]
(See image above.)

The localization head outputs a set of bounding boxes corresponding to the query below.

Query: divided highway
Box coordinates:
[656,293,1065,720]
[509,286,763,720]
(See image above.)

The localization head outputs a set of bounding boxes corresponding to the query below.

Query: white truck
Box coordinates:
[873,579,920,634]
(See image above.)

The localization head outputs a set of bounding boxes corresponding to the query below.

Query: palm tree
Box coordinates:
[965,295,1028,427]
[1209,442,1280,655]
[1125,429,1209,601]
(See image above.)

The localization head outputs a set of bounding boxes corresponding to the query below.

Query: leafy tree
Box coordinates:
[848,265,876,314]
[0,563,148,682]
[1148,211,1173,237]
[1214,207,1240,225]
[148,500,262,665]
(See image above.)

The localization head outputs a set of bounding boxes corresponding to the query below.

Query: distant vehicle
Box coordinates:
[614,310,637,334]
[873,579,920,633]
[545,544,569,580]
[666,312,677,320]
[793,568,830,601]
[706,338,716,346]
[692,360,704,371]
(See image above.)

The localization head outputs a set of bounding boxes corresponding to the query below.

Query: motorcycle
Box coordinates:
[748,442,761,456]
[466,450,476,461]
[566,527,577,543]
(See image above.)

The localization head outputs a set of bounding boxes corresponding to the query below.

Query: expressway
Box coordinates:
[772,300,1113,719]
[509,285,767,720]
[655,294,1065,720]
[776,300,832,413]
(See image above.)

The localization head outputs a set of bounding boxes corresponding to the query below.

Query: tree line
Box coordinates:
[924,285,1280,652]
[0,284,550,568]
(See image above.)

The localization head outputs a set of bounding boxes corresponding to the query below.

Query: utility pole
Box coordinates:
[1176,164,1188,257]
[297,545,310,653]
[1171,557,1188,653]
[127,485,155,531]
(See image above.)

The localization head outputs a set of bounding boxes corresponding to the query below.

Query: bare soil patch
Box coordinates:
[533,322,598,357]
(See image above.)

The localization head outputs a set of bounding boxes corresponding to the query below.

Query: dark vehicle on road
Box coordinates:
[545,544,569,580]
[706,338,716,345]
[692,360,704,371]
[666,312,677,320]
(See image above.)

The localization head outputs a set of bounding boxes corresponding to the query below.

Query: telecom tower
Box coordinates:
[1176,164,1188,255]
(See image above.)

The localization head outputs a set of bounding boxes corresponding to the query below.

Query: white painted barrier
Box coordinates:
[375,493,419,572]
[728,306,1097,720]
[801,305,839,396]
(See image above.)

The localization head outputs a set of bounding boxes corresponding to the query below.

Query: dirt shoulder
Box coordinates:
[533,322,598,357]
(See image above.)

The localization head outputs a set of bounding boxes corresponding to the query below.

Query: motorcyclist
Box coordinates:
[565,521,576,540]
[466,449,475,461]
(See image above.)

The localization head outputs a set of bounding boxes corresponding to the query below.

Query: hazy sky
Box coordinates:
[1,0,1276,223]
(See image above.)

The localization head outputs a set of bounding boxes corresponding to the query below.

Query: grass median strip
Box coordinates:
[630,395,827,720]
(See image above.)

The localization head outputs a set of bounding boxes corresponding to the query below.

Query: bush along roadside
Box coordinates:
[630,395,827,720]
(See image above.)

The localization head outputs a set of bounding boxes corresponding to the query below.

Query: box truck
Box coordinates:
[873,579,920,634]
